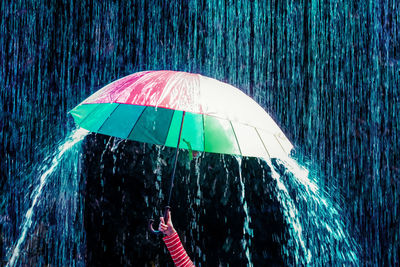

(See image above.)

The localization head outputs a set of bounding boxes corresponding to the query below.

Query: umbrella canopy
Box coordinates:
[69,70,293,159]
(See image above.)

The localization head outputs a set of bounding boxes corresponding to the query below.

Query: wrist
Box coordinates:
[166,229,176,236]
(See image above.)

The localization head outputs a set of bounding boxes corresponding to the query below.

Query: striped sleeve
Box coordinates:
[163,232,194,267]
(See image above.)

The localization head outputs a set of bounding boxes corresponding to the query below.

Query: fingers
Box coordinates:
[158,211,173,234]
[167,210,172,223]
[159,217,166,233]
[158,222,168,232]
[167,210,173,227]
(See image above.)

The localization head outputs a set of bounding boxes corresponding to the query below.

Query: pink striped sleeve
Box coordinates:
[163,232,195,267]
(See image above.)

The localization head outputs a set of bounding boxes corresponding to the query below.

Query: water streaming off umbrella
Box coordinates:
[5,128,88,266]
[5,132,359,266]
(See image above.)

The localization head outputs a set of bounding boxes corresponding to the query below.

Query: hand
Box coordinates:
[158,210,176,236]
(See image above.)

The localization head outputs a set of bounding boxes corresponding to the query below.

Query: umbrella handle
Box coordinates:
[148,206,171,235]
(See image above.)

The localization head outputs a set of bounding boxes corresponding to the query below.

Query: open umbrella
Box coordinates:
[69,70,293,233]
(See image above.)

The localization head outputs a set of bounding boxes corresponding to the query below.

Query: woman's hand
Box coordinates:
[158,210,176,236]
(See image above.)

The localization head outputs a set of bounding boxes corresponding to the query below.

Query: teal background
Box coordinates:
[1,0,399,265]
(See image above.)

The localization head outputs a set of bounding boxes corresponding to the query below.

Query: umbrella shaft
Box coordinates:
[167,111,186,206]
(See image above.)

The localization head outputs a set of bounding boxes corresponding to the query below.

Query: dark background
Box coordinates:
[1,0,399,266]
[81,134,289,266]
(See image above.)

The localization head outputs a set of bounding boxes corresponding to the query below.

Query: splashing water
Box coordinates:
[262,156,311,265]
[154,145,164,203]
[265,155,359,265]
[6,128,89,267]
[235,156,253,267]
[111,138,124,175]
[3,129,359,266]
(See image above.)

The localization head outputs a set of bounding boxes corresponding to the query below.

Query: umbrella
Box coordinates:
[69,70,293,233]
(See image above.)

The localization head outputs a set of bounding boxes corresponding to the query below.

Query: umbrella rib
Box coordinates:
[198,113,275,134]
[97,103,121,132]
[202,114,205,153]
[126,106,147,139]
[273,134,287,155]
[255,128,271,159]
[229,121,242,157]
[163,109,178,145]
[74,103,108,127]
